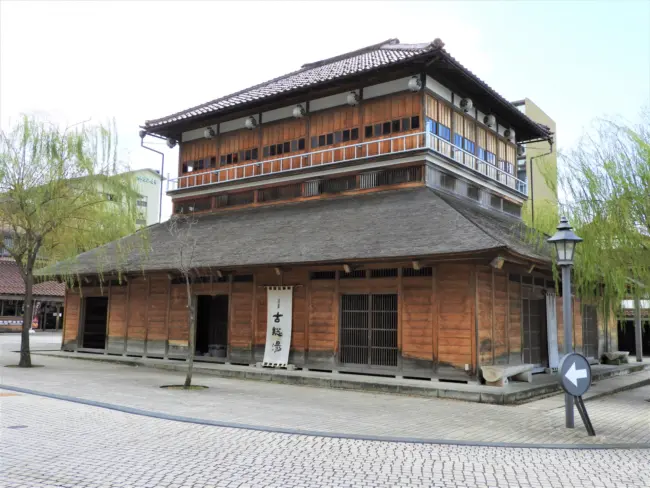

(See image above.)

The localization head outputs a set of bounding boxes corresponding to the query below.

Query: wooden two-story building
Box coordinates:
[55,38,617,382]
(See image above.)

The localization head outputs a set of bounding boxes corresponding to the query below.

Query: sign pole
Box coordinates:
[561,265,574,429]
[558,352,595,436]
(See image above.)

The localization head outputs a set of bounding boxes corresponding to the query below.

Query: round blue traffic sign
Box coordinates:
[558,352,592,396]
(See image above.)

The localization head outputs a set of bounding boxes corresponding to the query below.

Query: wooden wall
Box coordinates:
[61,262,612,378]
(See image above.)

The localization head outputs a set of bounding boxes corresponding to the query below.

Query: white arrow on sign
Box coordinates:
[565,361,588,387]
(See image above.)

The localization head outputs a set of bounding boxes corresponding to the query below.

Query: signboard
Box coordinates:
[558,352,592,397]
[262,286,293,367]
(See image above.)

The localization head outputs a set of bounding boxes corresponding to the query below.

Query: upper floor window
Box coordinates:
[183,157,217,173]
[220,149,257,167]
[136,199,148,207]
[312,129,358,150]
[263,138,305,158]
[364,116,419,139]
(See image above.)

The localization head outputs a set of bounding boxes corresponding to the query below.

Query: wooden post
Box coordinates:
[55,304,61,331]
[491,268,496,365]
[143,277,151,358]
[251,272,257,364]
[432,265,439,375]
[333,270,340,369]
[104,283,112,354]
[164,277,172,359]
[397,266,403,375]
[123,280,131,355]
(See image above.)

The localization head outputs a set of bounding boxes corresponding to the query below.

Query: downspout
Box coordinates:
[139,132,166,224]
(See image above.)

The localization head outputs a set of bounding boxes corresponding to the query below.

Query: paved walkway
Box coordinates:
[3,390,649,488]
[2,340,649,447]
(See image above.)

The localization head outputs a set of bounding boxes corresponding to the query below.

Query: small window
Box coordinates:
[232,153,238,163]
[454,133,463,148]
[239,151,245,162]
[276,143,283,155]
[342,129,350,142]
[270,145,277,156]
[365,126,373,138]
[334,131,342,143]
[441,173,456,190]
[232,274,254,283]
[283,141,290,153]
[392,120,401,133]
[438,124,451,141]
[182,163,188,173]
[310,271,336,280]
[245,150,251,161]
[326,133,334,145]
[411,116,420,130]
[490,195,502,209]
[467,185,480,201]
[382,122,391,135]
[318,135,326,146]
[197,159,204,170]
[463,139,475,154]
[298,138,305,150]
[487,152,496,165]
[374,124,381,137]
[403,118,412,131]
[477,147,486,161]
[210,157,217,168]
[351,128,359,140]
[252,148,258,160]
[291,140,298,152]
[186,163,194,172]
[136,219,147,226]
[503,200,522,217]
[311,136,318,148]
[220,155,226,166]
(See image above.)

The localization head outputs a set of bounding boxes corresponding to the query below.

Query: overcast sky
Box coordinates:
[1,1,649,218]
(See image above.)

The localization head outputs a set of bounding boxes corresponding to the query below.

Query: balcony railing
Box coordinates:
[167,131,527,195]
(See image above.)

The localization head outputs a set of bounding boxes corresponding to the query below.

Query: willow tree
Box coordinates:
[532,114,650,313]
[0,115,142,367]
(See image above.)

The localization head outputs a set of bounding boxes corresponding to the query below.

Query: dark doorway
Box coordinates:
[582,304,599,358]
[81,297,108,349]
[340,294,398,368]
[195,295,229,358]
[618,319,650,356]
[522,287,548,366]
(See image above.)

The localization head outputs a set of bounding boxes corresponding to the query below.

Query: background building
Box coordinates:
[103,168,163,228]
[512,98,558,228]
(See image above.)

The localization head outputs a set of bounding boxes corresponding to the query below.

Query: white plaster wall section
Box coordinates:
[363,77,411,99]
[134,169,163,226]
[221,115,256,133]
[497,124,507,137]
[425,75,452,102]
[181,127,205,142]
[310,90,359,112]
[263,103,306,124]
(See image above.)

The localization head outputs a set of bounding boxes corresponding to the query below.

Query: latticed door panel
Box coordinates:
[340,294,398,367]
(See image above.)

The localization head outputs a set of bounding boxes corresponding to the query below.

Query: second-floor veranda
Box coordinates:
[167,130,527,197]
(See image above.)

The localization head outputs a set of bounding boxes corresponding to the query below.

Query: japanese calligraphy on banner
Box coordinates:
[263,286,293,367]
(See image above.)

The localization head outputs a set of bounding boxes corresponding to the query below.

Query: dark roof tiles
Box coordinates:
[45,188,550,278]
[0,259,65,298]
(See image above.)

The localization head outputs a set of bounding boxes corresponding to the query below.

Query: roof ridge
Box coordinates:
[300,39,399,69]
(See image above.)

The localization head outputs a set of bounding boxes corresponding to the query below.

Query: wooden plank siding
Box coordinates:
[61,263,610,380]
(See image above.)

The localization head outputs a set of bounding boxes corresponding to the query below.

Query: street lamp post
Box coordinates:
[548,216,583,429]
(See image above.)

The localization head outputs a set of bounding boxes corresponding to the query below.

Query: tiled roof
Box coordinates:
[145,39,437,129]
[0,259,65,298]
[44,187,550,277]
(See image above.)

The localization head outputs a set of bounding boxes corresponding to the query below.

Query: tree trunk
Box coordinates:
[184,276,196,388]
[19,270,34,367]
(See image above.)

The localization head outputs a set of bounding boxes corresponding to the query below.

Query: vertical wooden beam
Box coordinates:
[506,274,511,364]
[123,280,131,356]
[397,266,403,374]
[143,276,151,358]
[305,272,311,365]
[227,274,233,362]
[61,288,68,349]
[472,265,479,376]
[251,271,258,364]
[432,265,439,374]
[491,268,496,365]
[164,276,172,359]
[104,282,112,354]
[333,270,340,366]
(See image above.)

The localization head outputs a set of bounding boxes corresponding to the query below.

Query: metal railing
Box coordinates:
[167,131,527,195]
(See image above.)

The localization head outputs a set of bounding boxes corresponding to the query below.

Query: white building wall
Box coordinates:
[133,169,162,226]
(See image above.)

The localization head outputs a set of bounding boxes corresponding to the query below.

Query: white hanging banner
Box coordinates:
[546,292,560,371]
[263,286,293,367]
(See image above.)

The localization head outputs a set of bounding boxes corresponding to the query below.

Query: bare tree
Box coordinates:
[167,213,199,388]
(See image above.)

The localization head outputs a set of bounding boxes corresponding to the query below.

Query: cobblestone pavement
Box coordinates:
[2,348,650,446]
[2,391,649,488]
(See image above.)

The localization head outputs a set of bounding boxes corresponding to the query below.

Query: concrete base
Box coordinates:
[481,364,534,387]
[602,351,630,365]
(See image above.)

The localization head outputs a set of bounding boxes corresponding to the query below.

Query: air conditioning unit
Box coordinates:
[483,114,496,128]
[346,91,360,106]
[203,127,216,139]
[292,105,306,118]
[407,76,422,92]
[244,116,258,130]
[504,128,516,142]
[517,145,525,157]
[460,98,473,113]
